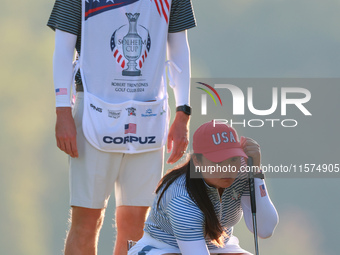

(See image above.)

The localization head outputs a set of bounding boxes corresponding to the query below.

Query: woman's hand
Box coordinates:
[240,136,261,168]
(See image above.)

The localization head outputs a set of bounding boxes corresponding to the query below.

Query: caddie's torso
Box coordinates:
[80,0,172,103]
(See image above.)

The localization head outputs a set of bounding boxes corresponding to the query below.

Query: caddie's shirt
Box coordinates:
[144,169,250,249]
[47,0,196,98]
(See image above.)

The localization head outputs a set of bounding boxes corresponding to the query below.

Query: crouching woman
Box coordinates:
[128,121,279,255]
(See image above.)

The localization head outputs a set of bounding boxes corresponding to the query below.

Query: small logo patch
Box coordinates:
[108,110,121,119]
[126,107,136,116]
[141,108,157,117]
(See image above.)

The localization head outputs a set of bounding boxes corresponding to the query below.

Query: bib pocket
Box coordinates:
[82,91,169,153]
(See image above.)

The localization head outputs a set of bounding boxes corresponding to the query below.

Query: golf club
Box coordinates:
[248,156,259,255]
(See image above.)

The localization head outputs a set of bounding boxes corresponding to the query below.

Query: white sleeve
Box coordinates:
[177,239,209,255]
[241,178,279,239]
[167,30,191,107]
[53,29,77,107]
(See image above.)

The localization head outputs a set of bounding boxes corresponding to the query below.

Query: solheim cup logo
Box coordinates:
[122,13,142,76]
[110,13,151,76]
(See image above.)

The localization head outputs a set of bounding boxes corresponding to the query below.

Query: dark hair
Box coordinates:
[156,154,227,246]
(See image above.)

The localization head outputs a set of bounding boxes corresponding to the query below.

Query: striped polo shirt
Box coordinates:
[47,0,196,89]
[144,165,250,250]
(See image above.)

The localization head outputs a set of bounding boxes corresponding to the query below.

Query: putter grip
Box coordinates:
[248,157,257,214]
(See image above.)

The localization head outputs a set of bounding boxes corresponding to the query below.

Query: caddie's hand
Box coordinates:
[55,107,78,158]
[240,136,261,168]
[167,111,190,164]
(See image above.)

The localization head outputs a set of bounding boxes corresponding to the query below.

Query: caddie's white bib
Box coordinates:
[78,0,172,153]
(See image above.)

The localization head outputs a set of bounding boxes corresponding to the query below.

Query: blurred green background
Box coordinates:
[1,0,339,254]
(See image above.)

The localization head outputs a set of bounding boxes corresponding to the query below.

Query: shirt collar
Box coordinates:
[202,178,219,192]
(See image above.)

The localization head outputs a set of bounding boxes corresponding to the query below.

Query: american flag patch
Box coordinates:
[55,88,67,96]
[259,184,267,197]
[125,123,137,134]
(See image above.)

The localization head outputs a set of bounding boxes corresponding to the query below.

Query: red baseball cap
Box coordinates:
[193,120,248,162]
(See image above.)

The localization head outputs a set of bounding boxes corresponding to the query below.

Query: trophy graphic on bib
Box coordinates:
[122,13,142,76]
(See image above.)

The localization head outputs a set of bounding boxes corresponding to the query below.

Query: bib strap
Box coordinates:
[71,58,81,106]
